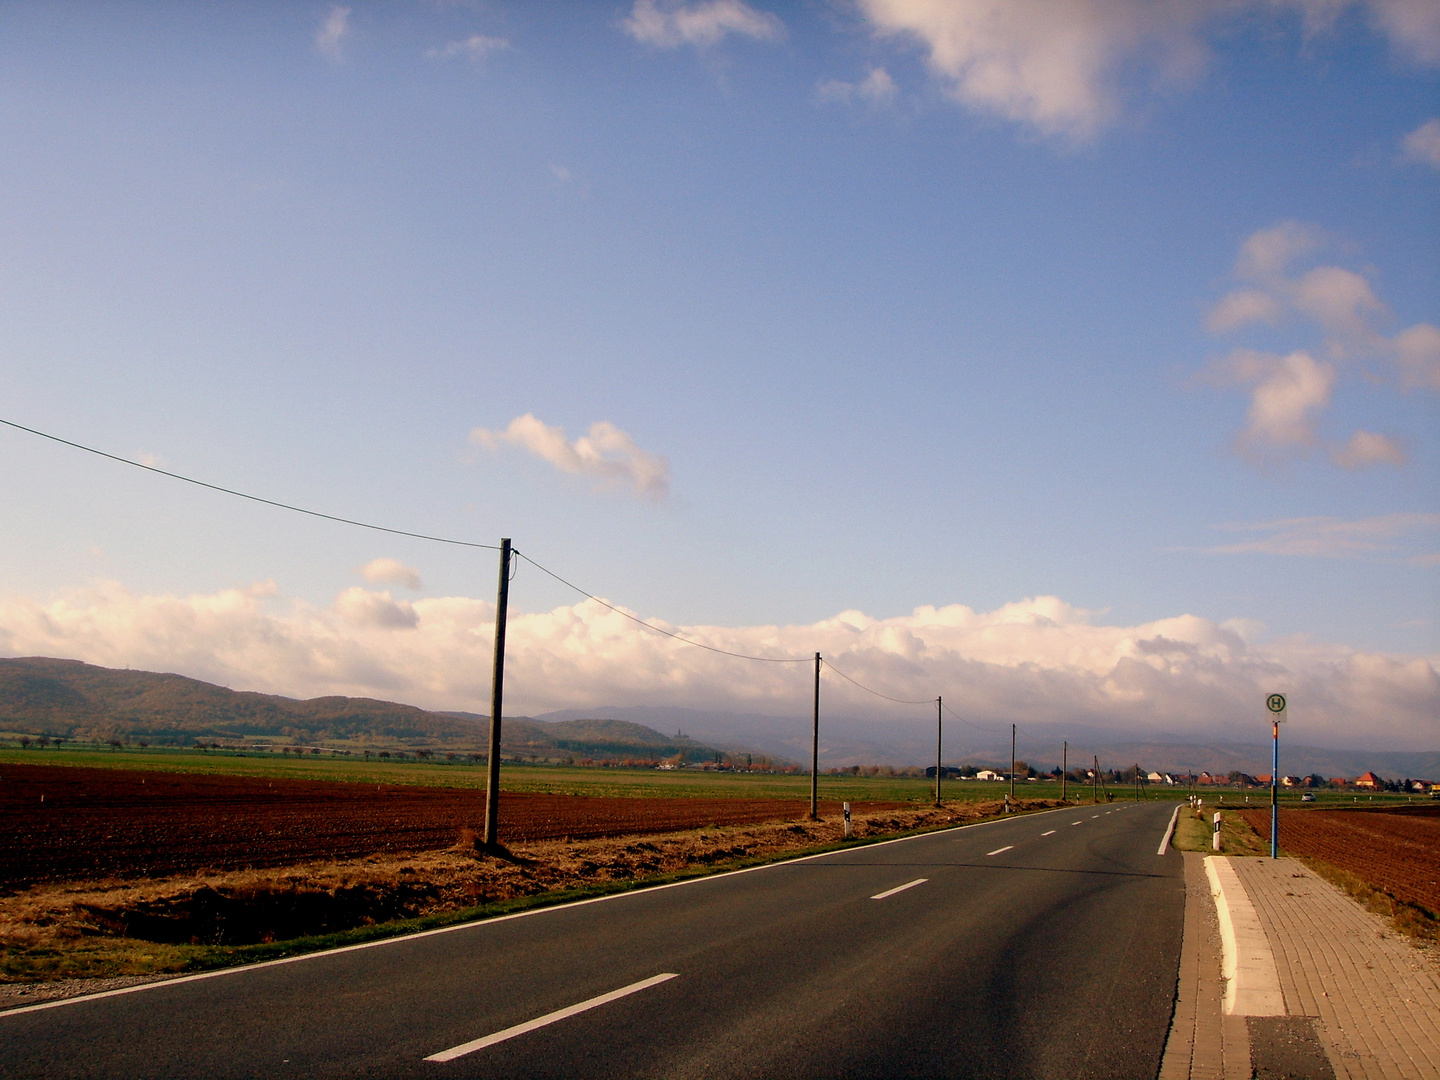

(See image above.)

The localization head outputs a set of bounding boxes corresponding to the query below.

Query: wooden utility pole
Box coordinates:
[1009,723,1016,809]
[810,653,821,821]
[1092,755,1100,803]
[1061,740,1067,803]
[482,538,512,849]
[934,696,943,807]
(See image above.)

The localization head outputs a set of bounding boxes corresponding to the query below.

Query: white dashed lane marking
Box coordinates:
[1041,830,1057,836]
[871,878,928,900]
[424,973,679,1062]
[986,846,1014,856]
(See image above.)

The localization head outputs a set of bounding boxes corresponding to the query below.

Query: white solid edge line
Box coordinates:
[1040,830,1057,836]
[870,878,928,900]
[424,972,678,1063]
[0,804,1079,1019]
[985,846,1014,856]
[1157,805,1182,856]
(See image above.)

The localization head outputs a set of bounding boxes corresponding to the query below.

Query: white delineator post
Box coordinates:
[1213,811,1222,851]
[843,802,852,839]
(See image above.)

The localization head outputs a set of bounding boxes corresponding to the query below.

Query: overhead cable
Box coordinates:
[820,659,937,705]
[0,418,501,551]
[515,551,812,664]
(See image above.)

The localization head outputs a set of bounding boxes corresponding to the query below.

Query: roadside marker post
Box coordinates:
[1212,811,1221,852]
[843,801,852,839]
[1266,693,1287,859]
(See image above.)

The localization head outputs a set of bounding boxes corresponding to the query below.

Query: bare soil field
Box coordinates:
[1238,805,1440,916]
[0,763,905,889]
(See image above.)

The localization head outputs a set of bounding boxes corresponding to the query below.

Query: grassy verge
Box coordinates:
[1170,805,1267,855]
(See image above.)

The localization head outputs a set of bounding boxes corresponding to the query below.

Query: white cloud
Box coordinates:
[1289,265,1387,350]
[1233,219,1322,281]
[854,0,1210,141]
[1201,512,1440,559]
[360,558,423,590]
[1203,222,1437,466]
[315,6,350,62]
[1363,0,1440,65]
[428,34,511,61]
[1402,118,1440,168]
[2,583,1434,750]
[470,414,671,501]
[816,67,899,105]
[1205,288,1282,334]
[1394,322,1440,390]
[623,0,784,48]
[1208,348,1335,458]
[1331,429,1408,469]
[334,587,418,629]
[851,2,1438,141]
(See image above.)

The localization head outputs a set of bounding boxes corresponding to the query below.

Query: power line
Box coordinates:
[820,659,936,706]
[515,551,811,664]
[940,700,1007,733]
[0,418,501,551]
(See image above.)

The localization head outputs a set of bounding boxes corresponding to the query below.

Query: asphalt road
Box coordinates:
[0,800,1186,1079]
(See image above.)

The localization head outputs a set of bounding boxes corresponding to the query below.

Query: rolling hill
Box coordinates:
[0,657,727,763]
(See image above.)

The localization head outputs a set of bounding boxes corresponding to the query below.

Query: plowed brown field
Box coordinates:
[1238,805,1440,915]
[1,763,904,890]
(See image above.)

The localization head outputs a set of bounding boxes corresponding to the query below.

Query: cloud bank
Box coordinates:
[2,583,1434,752]
[470,414,671,500]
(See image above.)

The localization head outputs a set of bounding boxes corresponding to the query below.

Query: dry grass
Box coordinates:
[1169,804,1265,856]
[1,798,1045,992]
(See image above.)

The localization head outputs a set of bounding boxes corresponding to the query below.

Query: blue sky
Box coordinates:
[0,1,1436,750]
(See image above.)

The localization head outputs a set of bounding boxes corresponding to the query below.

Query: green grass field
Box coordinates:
[0,746,1158,803]
[5,746,1427,806]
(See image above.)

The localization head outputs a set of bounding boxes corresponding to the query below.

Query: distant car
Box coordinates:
[1301,793,1315,802]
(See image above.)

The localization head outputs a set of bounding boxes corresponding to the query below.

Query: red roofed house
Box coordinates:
[1354,772,1382,789]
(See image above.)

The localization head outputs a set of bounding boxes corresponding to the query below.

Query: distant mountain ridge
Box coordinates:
[0,657,726,763]
[536,705,1440,780]
[4,658,1432,779]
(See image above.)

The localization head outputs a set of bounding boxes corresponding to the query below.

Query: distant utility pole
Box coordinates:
[810,653,821,821]
[1092,755,1100,804]
[1009,723,1016,809]
[934,696,943,807]
[483,538,512,849]
[1062,741,1067,803]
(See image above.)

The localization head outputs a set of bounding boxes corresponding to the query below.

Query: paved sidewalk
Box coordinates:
[1233,856,1440,1080]
[1163,852,1440,1080]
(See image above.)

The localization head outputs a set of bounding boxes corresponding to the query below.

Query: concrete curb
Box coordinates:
[1205,855,1285,1017]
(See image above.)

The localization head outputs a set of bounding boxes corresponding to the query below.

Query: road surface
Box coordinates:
[0,800,1185,1079]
